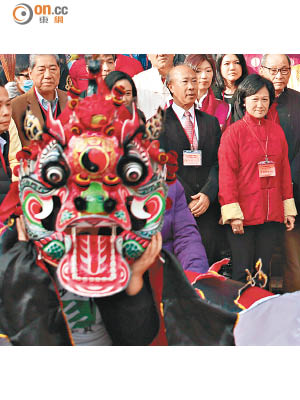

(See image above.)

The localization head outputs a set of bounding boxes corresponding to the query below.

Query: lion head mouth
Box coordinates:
[56,225,131,297]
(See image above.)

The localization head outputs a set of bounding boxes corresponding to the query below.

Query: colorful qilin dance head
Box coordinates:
[13,60,177,297]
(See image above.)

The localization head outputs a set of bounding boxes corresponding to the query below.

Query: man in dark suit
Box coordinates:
[160,65,222,265]
[260,54,300,293]
[12,54,68,147]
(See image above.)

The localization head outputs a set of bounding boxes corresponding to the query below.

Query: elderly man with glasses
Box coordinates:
[260,54,300,293]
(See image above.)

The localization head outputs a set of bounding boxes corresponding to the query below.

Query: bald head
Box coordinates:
[260,54,291,96]
[167,65,198,110]
[261,54,290,68]
[167,64,195,83]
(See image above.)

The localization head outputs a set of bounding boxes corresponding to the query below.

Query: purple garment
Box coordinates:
[161,180,209,273]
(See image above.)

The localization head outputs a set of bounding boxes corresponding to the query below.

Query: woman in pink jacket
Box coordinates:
[185,54,231,132]
[218,74,297,283]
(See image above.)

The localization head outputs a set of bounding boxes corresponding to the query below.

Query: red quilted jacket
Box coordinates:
[218,111,294,225]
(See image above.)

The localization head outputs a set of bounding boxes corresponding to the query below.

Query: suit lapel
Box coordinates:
[167,107,191,150]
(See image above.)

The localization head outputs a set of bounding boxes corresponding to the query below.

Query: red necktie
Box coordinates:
[183,111,197,150]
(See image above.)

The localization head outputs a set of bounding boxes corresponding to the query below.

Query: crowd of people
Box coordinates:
[0,53,300,344]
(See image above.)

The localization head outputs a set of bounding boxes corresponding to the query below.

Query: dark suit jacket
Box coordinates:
[12,87,68,147]
[276,88,300,207]
[160,106,222,204]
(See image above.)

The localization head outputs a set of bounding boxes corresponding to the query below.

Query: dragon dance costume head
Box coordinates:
[4,58,178,298]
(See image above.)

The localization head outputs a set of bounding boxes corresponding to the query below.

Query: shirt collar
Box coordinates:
[0,136,6,153]
[196,90,208,108]
[35,87,58,113]
[244,111,266,126]
[172,102,195,119]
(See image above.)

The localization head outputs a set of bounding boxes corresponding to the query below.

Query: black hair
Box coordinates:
[214,54,248,92]
[0,65,7,85]
[173,54,186,66]
[233,74,275,120]
[15,54,30,76]
[104,70,137,98]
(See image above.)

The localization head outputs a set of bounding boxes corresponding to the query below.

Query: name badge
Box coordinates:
[258,161,276,178]
[183,150,202,166]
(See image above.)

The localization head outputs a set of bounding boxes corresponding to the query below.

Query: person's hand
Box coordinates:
[16,215,28,241]
[284,215,295,231]
[189,192,210,217]
[5,81,20,99]
[126,232,162,296]
[230,218,244,235]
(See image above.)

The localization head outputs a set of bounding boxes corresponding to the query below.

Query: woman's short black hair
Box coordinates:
[104,70,137,99]
[215,54,248,92]
[235,73,275,111]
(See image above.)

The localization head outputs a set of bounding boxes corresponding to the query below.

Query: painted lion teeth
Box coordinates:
[130,197,151,219]
[34,197,54,219]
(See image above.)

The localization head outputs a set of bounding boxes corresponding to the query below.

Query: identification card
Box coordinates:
[183,150,202,166]
[258,161,276,178]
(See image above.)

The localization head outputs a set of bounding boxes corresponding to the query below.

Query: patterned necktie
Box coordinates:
[183,111,197,150]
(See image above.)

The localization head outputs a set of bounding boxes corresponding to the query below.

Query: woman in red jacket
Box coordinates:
[218,74,297,283]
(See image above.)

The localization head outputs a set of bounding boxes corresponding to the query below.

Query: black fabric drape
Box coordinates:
[0,241,72,345]
[161,250,237,346]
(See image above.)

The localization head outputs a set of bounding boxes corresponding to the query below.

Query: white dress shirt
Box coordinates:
[172,102,199,141]
[0,136,6,153]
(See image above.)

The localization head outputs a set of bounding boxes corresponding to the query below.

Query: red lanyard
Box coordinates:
[0,150,8,176]
[34,88,58,118]
[243,119,269,161]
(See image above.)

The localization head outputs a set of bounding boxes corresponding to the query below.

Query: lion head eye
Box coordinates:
[42,162,69,188]
[123,162,143,183]
[117,156,148,187]
[46,166,64,183]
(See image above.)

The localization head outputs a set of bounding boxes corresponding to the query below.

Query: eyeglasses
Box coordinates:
[261,66,291,76]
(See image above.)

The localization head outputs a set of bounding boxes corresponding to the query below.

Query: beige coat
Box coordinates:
[8,118,22,181]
